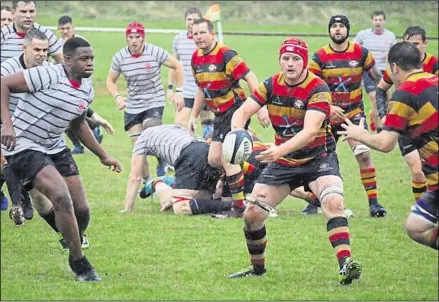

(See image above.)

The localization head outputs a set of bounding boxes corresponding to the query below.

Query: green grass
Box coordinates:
[1,12,439,301]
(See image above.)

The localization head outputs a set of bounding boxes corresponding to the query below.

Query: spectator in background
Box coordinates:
[1,5,14,28]
[354,11,396,130]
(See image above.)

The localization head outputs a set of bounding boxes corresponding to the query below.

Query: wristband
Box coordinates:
[168,84,174,90]
[175,87,183,93]
[113,94,121,101]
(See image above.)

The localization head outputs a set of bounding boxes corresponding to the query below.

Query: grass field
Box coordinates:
[1,5,439,301]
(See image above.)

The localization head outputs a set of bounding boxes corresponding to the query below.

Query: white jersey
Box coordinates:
[110,43,170,114]
[2,64,94,156]
[133,124,197,166]
[172,31,197,99]
[354,28,396,71]
[1,23,62,62]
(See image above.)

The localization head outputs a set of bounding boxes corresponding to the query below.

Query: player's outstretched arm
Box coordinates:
[231,97,261,130]
[163,56,184,112]
[338,118,399,152]
[106,70,126,111]
[70,114,123,172]
[121,154,146,213]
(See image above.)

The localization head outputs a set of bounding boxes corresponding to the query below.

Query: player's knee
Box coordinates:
[320,185,345,216]
[354,149,371,166]
[50,190,74,213]
[243,203,268,225]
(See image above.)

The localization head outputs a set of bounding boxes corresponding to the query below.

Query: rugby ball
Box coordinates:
[222,129,253,165]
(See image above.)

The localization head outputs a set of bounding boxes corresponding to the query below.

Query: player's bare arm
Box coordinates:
[231,97,261,130]
[188,87,206,132]
[166,51,179,103]
[367,64,383,84]
[0,71,30,150]
[106,70,126,110]
[53,52,64,63]
[163,55,184,111]
[122,154,146,213]
[70,114,122,172]
[338,117,399,152]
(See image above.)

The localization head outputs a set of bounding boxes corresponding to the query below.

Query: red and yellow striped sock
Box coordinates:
[226,171,245,208]
[360,168,378,206]
[327,217,351,268]
[412,180,427,202]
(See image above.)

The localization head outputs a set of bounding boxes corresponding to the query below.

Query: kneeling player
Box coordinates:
[122,123,231,215]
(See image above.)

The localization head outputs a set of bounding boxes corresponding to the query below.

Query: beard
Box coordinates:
[330,34,348,45]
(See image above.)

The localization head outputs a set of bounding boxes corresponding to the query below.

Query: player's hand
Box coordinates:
[100,156,123,172]
[166,89,174,104]
[256,107,271,128]
[255,144,284,163]
[337,118,368,141]
[173,92,184,113]
[188,117,197,134]
[115,96,127,111]
[1,123,16,151]
[330,105,345,122]
[99,119,114,135]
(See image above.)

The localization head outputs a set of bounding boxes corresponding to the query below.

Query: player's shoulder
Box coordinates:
[33,23,54,35]
[1,24,14,37]
[307,71,330,91]
[312,45,329,58]
[383,29,396,37]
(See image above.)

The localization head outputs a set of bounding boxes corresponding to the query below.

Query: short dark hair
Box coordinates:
[185,7,202,19]
[1,5,14,12]
[58,15,72,26]
[63,37,90,56]
[388,42,422,71]
[371,10,385,19]
[193,18,214,32]
[12,0,36,9]
[403,25,427,42]
[24,28,47,42]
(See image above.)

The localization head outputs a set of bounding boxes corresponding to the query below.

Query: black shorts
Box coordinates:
[183,98,210,111]
[173,142,221,192]
[256,152,342,192]
[124,107,164,131]
[398,134,417,156]
[332,114,368,142]
[5,148,79,191]
[212,101,250,142]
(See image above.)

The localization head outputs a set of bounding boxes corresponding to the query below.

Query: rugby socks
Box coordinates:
[412,180,427,201]
[242,162,256,176]
[327,217,351,268]
[360,168,378,206]
[244,226,267,275]
[40,207,60,233]
[189,199,232,215]
[226,171,245,208]
[75,209,90,238]
[4,165,22,206]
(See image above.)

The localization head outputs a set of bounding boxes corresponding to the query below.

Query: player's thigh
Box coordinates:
[50,148,88,211]
[208,141,223,167]
[404,149,423,172]
[127,124,143,145]
[172,188,198,214]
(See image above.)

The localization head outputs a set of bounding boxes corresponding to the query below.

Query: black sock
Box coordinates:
[40,207,59,233]
[4,164,23,206]
[75,209,90,237]
[189,199,232,215]
[69,254,92,274]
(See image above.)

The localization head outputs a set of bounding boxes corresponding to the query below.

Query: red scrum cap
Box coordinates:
[126,22,145,37]
[279,38,309,73]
